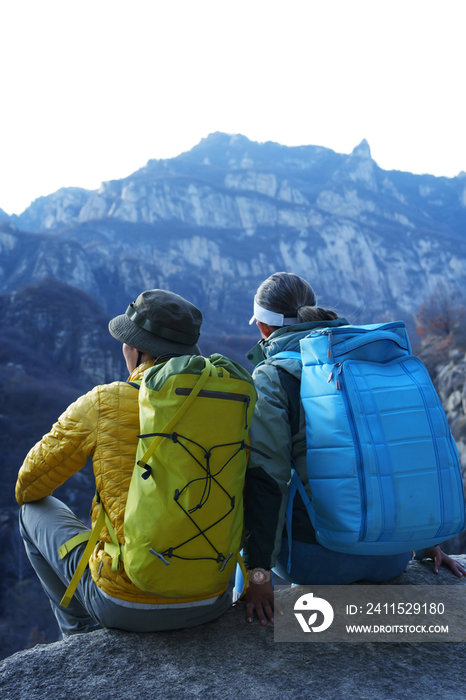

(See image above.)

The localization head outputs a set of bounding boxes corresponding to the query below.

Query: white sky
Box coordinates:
[0,0,465,215]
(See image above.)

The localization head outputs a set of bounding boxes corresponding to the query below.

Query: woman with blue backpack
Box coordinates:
[240,271,466,626]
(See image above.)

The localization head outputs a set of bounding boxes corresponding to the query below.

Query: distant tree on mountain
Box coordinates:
[414,286,466,377]
[415,286,466,342]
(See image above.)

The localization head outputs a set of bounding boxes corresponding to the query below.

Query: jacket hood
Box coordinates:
[246,318,349,368]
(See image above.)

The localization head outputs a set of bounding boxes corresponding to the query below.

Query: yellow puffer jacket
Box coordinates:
[16,361,212,604]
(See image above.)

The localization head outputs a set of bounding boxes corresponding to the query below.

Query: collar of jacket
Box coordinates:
[245,318,349,367]
[127,360,156,382]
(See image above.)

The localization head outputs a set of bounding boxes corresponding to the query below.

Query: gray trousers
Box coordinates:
[19,496,231,637]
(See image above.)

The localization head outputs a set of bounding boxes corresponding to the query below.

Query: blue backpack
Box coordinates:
[274,321,466,556]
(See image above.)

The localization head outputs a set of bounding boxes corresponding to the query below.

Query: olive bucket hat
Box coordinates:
[108,289,202,358]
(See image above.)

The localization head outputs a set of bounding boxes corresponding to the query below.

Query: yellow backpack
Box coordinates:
[60,355,258,607]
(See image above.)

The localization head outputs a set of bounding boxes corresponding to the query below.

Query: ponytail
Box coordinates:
[256,272,338,326]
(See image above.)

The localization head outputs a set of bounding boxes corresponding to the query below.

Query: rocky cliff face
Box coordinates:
[10,187,92,232]
[1,133,466,333]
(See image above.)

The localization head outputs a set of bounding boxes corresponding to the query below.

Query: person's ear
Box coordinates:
[257,321,273,339]
[122,344,139,372]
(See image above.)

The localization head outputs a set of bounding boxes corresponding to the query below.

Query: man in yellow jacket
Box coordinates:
[16,289,231,636]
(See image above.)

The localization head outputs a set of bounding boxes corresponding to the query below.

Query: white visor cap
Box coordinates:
[249,296,298,327]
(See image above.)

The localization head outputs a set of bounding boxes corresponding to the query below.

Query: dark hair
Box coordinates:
[256,271,338,326]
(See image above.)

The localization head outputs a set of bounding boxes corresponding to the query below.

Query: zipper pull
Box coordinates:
[329,362,340,385]
[327,330,333,359]
[336,363,342,390]
[244,396,250,429]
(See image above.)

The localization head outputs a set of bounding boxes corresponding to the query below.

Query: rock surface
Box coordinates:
[2,558,466,700]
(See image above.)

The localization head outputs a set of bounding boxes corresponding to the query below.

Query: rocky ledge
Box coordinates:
[1,558,466,700]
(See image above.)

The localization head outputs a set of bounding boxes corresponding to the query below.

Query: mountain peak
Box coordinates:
[332,139,376,191]
[192,132,252,153]
[351,139,372,159]
[207,131,250,144]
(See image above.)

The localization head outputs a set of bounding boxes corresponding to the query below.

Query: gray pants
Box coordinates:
[19,496,231,637]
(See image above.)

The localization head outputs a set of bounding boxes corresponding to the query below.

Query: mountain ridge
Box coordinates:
[2,132,465,230]
[1,129,466,336]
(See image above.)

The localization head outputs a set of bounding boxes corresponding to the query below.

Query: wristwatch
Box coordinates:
[247,568,272,585]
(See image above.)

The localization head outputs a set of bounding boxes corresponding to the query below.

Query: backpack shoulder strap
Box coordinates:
[285,467,316,573]
[266,351,318,564]
[272,351,301,362]
[58,503,106,608]
[58,497,124,608]
[265,351,302,435]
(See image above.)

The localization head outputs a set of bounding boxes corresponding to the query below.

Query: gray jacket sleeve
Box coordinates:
[242,363,294,569]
